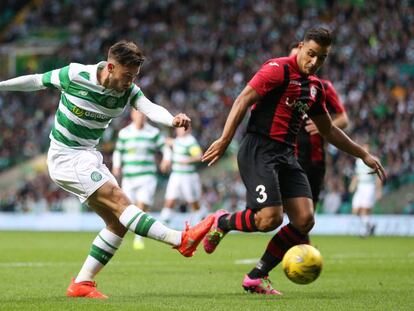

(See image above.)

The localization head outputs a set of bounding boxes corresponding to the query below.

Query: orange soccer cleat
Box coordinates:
[175,215,214,257]
[66,278,108,299]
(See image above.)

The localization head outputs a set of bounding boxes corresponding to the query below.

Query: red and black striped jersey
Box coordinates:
[296,79,346,165]
[247,55,328,147]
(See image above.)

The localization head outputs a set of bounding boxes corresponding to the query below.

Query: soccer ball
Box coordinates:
[282,244,323,284]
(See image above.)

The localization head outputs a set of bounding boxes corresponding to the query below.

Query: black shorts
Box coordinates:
[237,133,312,210]
[298,160,326,205]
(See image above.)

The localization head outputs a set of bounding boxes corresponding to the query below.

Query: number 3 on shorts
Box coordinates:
[256,185,267,203]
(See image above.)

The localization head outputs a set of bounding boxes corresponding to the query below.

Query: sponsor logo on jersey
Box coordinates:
[79,90,88,96]
[71,106,108,120]
[285,97,310,118]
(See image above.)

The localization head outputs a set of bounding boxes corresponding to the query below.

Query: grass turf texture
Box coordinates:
[0,232,413,310]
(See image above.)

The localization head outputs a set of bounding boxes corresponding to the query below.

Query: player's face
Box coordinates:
[176,126,189,137]
[131,109,146,126]
[107,61,140,92]
[296,40,330,75]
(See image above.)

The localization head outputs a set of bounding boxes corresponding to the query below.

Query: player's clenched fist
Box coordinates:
[172,113,191,130]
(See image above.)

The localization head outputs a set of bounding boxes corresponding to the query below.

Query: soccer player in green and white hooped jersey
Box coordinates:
[0,40,214,299]
[349,143,383,237]
[112,109,167,250]
[160,126,204,225]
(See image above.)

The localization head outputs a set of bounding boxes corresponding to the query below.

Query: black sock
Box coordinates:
[247,223,310,278]
[218,209,258,232]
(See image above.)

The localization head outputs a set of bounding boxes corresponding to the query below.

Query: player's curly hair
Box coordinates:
[108,40,145,67]
[304,28,333,46]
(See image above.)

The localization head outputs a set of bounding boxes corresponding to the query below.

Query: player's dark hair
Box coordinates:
[303,28,332,46]
[289,41,300,51]
[108,40,145,67]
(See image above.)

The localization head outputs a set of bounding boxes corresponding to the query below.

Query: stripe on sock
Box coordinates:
[126,211,143,229]
[245,209,253,231]
[226,209,258,232]
[89,244,113,265]
[250,223,311,276]
[98,234,118,251]
[135,213,157,236]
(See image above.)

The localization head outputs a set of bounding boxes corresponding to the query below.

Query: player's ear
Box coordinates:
[108,62,115,73]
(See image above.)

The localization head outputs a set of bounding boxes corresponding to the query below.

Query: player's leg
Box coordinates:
[160,173,180,224]
[244,161,314,291]
[356,206,375,237]
[302,162,326,209]
[204,133,284,254]
[89,181,213,257]
[182,173,203,225]
[352,188,374,237]
[133,202,149,250]
[132,176,157,249]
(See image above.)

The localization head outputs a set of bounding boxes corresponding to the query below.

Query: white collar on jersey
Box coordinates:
[91,61,106,86]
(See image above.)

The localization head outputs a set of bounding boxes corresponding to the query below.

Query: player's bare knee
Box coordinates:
[110,185,130,205]
[293,214,315,234]
[255,213,283,232]
[106,223,128,238]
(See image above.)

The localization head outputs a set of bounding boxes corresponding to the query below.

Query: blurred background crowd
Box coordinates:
[1,0,413,214]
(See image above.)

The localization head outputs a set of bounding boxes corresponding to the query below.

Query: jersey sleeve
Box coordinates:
[42,65,72,91]
[247,60,285,97]
[128,84,145,107]
[307,82,328,118]
[130,85,174,127]
[324,80,345,114]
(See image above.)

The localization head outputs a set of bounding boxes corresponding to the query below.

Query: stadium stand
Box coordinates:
[1,0,413,213]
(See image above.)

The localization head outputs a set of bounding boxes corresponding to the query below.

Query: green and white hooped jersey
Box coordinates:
[171,135,202,174]
[113,123,164,178]
[42,62,144,148]
[355,158,376,186]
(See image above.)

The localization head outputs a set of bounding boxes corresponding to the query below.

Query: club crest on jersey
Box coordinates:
[106,97,117,107]
[310,86,317,100]
[91,171,102,182]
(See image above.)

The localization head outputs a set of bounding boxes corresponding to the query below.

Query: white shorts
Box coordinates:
[122,175,157,206]
[352,184,376,209]
[165,172,201,203]
[47,144,117,203]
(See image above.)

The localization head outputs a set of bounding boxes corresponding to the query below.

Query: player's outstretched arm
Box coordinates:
[134,95,190,129]
[202,85,260,166]
[312,113,387,182]
[0,74,46,92]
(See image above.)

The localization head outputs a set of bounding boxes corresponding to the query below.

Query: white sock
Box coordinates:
[360,215,370,236]
[119,205,181,246]
[75,228,123,283]
[160,207,174,223]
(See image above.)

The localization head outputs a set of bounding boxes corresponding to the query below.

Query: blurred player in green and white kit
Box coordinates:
[160,126,204,225]
[349,143,383,237]
[0,40,214,299]
[112,109,167,250]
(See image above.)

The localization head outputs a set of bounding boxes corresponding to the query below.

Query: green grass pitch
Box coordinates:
[0,232,413,310]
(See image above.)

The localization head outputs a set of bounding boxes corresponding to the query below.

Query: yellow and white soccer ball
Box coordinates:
[282,244,323,284]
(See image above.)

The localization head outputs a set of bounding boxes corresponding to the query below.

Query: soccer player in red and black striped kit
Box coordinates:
[202,28,386,295]
[290,43,349,206]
